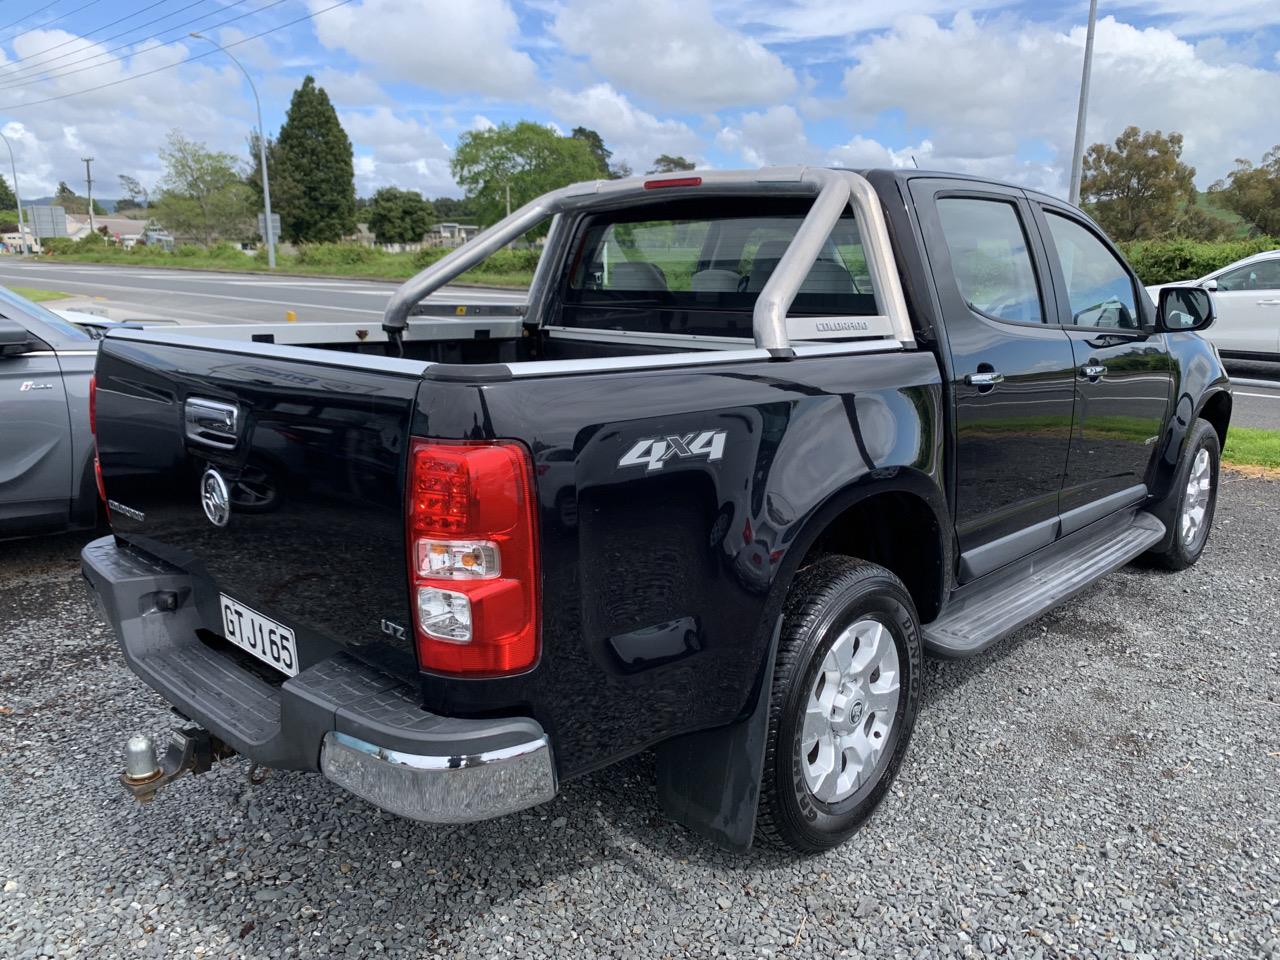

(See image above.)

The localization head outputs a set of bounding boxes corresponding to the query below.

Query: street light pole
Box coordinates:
[1068,0,1099,206]
[190,32,276,268]
[0,129,29,255]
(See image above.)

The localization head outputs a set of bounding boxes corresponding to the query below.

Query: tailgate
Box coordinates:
[93,333,424,672]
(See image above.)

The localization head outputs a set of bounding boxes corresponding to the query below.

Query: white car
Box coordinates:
[1146,249,1280,360]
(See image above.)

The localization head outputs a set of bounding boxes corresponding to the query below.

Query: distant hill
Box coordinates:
[25,196,127,213]
[1194,190,1251,239]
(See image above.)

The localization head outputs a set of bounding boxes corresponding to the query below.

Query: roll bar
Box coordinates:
[381,167,913,357]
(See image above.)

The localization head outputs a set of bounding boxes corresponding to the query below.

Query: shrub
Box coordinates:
[173,244,202,258]
[294,243,381,267]
[41,237,77,255]
[1119,236,1280,285]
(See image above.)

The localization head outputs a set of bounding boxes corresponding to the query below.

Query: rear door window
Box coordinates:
[560,197,877,338]
[935,197,1044,324]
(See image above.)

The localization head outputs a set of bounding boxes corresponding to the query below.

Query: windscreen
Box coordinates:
[559,197,878,338]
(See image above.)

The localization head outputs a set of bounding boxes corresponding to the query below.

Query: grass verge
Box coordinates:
[10,286,70,302]
[1222,427,1280,471]
[33,246,533,288]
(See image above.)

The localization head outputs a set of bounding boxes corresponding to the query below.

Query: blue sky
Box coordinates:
[0,0,1278,201]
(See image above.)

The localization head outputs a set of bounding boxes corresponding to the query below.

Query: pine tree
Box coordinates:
[274,76,356,243]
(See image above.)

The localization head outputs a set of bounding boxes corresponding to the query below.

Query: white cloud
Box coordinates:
[307,0,538,98]
[842,13,1280,194]
[339,107,457,196]
[552,0,797,111]
[546,83,701,171]
[1109,0,1280,35]
[714,0,1015,43]
[716,105,821,166]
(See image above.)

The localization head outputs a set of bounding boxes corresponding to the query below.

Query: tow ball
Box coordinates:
[120,727,236,803]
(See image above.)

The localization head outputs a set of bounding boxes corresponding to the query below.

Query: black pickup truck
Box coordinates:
[83,167,1230,854]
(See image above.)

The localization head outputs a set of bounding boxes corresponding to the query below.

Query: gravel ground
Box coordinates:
[2,475,1278,959]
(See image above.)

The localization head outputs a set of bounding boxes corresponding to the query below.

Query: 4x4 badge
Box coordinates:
[619,430,727,472]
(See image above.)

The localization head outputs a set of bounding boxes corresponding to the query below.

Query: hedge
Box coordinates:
[1117,237,1280,286]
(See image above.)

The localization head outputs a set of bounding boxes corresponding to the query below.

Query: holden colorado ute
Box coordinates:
[82,167,1230,853]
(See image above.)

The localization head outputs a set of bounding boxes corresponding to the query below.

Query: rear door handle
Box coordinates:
[1079,363,1108,380]
[965,371,1005,387]
[1257,299,1280,305]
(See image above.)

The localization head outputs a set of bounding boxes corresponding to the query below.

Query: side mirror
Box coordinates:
[0,318,34,357]
[1158,285,1215,333]
[1201,278,1218,292]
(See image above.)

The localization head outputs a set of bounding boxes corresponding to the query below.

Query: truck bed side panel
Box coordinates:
[412,350,946,777]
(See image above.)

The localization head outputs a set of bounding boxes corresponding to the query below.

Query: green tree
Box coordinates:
[54,180,105,215]
[274,76,356,243]
[1210,145,1280,236]
[366,186,434,244]
[431,196,479,222]
[648,154,696,174]
[0,175,16,210]
[451,121,602,226]
[117,175,147,209]
[151,130,254,245]
[1080,127,1199,241]
[570,126,630,179]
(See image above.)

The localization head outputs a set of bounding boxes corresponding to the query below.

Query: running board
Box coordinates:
[922,510,1166,658]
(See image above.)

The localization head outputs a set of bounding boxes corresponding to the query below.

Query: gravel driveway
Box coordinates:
[2,475,1278,959]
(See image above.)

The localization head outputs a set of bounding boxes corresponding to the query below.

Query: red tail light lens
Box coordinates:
[406,440,539,676]
[644,176,702,190]
[88,374,97,436]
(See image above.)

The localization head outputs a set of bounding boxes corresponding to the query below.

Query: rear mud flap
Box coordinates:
[654,616,781,852]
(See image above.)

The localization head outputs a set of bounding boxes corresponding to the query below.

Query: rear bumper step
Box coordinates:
[82,535,556,823]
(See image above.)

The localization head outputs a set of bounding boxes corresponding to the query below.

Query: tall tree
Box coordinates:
[274,76,356,243]
[451,121,602,226]
[0,174,16,211]
[648,154,696,174]
[54,180,104,215]
[432,196,479,222]
[366,186,434,244]
[1210,145,1280,236]
[1080,127,1198,241]
[151,130,254,245]
[571,126,611,178]
[117,174,147,209]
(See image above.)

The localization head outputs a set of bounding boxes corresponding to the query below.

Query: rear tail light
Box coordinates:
[644,176,702,190]
[89,375,107,506]
[406,440,539,676]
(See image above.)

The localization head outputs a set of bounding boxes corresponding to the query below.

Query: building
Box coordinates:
[427,222,480,247]
[65,214,151,246]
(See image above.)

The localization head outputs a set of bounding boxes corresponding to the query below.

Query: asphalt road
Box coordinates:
[0,260,524,325]
[2,475,1277,958]
[1,258,1277,429]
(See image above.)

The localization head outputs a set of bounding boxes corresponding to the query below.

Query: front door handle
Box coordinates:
[965,371,1005,388]
[1079,363,1108,380]
[1257,299,1280,306]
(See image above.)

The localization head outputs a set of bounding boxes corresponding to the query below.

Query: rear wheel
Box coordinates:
[1146,418,1220,570]
[756,556,922,853]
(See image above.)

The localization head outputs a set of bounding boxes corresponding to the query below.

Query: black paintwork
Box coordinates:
[91,168,1230,795]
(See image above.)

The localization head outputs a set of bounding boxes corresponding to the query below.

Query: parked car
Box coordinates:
[0,287,102,539]
[1146,248,1280,360]
[83,168,1230,854]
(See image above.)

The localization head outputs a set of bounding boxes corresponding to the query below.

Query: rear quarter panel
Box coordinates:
[413,350,945,778]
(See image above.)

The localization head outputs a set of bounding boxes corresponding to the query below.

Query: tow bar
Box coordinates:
[120,727,236,803]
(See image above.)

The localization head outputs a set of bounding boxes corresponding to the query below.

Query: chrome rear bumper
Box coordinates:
[321,732,557,823]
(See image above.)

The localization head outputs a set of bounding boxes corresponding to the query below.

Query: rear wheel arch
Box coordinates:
[779,474,949,625]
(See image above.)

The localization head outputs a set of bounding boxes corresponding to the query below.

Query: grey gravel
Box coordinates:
[2,474,1278,958]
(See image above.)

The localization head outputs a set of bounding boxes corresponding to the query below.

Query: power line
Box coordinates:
[0,0,269,89]
[0,0,353,111]
[0,0,102,40]
[0,0,179,71]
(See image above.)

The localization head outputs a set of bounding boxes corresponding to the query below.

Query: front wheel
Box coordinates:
[1146,418,1221,570]
[755,556,922,854]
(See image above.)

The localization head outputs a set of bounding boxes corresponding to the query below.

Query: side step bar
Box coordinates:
[923,509,1165,658]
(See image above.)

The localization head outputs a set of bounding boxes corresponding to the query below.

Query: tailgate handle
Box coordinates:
[184,398,240,449]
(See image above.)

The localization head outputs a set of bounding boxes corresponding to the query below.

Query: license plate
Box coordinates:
[219,594,299,677]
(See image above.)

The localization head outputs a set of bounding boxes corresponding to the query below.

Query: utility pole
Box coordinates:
[505,181,511,218]
[0,129,29,254]
[1068,0,1099,206]
[189,33,277,268]
[82,156,95,234]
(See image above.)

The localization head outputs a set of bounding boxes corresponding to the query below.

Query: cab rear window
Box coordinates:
[559,197,878,338]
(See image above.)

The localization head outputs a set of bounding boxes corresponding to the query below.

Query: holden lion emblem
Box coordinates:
[200,467,231,528]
